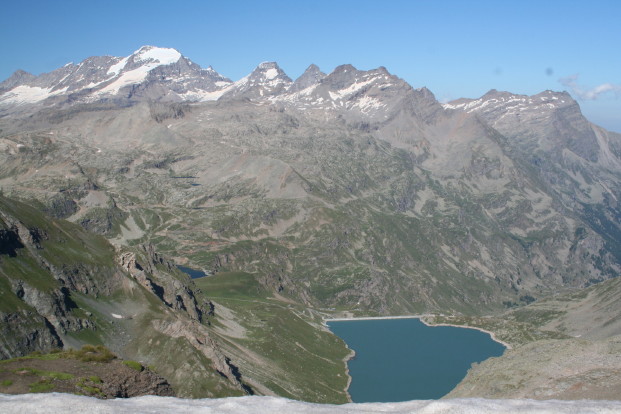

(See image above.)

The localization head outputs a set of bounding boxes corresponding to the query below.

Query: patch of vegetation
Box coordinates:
[122,360,143,371]
[0,350,65,364]
[67,345,116,363]
[423,314,570,348]
[1,379,13,386]
[195,271,351,403]
[29,379,54,393]
[77,377,103,396]
[14,367,74,380]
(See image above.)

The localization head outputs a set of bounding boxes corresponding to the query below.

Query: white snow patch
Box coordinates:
[338,78,375,96]
[328,91,340,101]
[178,86,232,101]
[111,313,123,319]
[134,46,181,65]
[84,81,103,89]
[0,85,68,105]
[442,102,467,110]
[264,68,278,80]
[1,394,620,414]
[98,67,151,94]
[97,47,181,95]
[107,57,129,76]
[353,95,386,112]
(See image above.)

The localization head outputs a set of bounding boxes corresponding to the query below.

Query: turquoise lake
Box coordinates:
[177,265,207,279]
[327,318,505,402]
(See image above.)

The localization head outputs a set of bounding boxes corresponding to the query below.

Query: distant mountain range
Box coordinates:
[2,45,621,312]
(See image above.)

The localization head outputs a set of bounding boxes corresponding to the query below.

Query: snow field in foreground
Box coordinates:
[2,394,621,414]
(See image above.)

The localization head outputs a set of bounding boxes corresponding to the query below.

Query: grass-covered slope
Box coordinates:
[194,271,351,403]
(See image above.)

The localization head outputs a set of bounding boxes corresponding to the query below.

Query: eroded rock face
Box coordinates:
[0,311,62,359]
[99,363,175,398]
[118,244,212,322]
[10,280,93,335]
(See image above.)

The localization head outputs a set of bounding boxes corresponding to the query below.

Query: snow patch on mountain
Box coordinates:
[98,67,151,94]
[107,57,129,76]
[97,47,182,95]
[0,85,68,105]
[264,68,278,80]
[134,46,182,65]
[443,90,568,114]
[178,87,231,102]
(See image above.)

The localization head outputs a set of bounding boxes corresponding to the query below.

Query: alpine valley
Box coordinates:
[1,46,621,401]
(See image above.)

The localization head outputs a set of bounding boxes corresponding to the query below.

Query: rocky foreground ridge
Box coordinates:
[0,346,174,398]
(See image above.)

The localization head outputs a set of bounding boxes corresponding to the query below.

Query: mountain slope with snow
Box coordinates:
[0,46,232,112]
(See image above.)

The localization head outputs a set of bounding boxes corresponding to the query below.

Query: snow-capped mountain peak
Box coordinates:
[132,46,182,65]
[0,46,229,109]
[221,61,292,100]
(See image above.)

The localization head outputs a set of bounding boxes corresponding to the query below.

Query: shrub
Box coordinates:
[67,345,116,363]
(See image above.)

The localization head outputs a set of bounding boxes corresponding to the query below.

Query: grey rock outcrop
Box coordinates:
[118,244,211,322]
[0,310,62,359]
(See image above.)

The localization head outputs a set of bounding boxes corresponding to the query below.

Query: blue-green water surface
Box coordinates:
[327,318,505,402]
[177,265,207,279]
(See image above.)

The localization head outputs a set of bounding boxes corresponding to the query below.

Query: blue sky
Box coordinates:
[1,0,620,131]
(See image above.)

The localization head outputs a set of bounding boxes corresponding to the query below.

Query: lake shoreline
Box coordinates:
[342,347,356,403]
[418,319,512,350]
[323,312,511,402]
[324,314,511,350]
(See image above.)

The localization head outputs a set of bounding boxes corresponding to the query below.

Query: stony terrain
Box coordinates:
[447,335,621,400]
[429,274,621,399]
